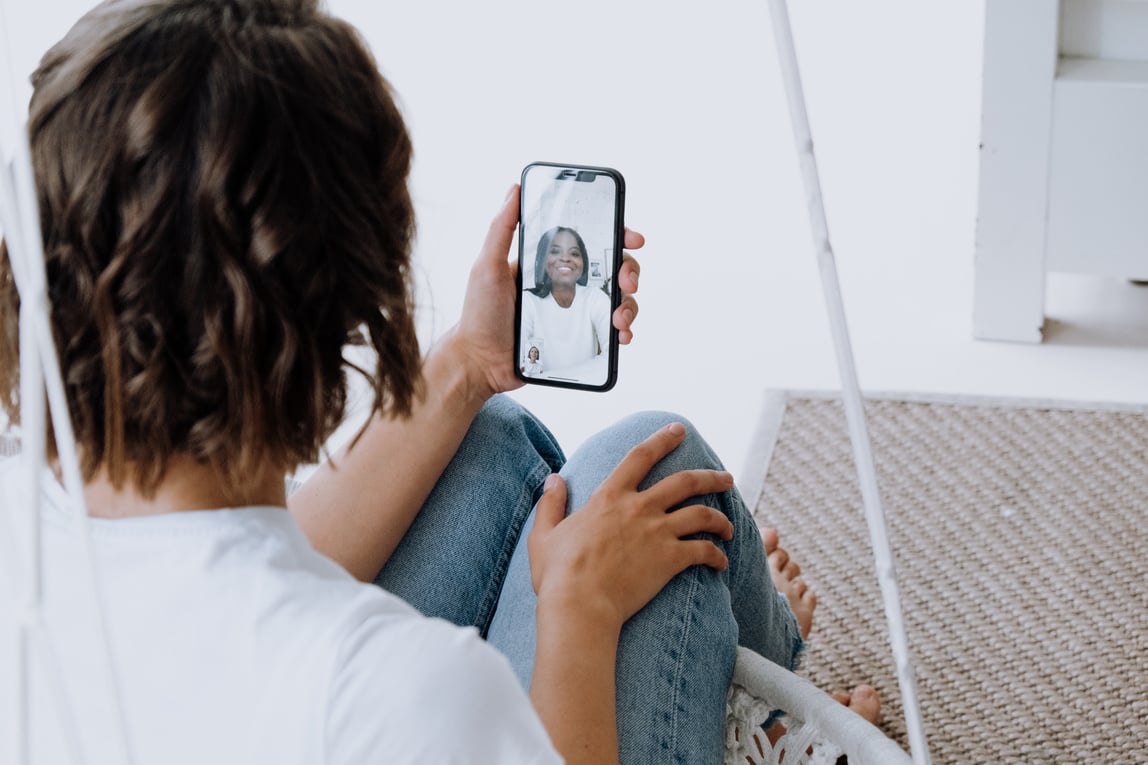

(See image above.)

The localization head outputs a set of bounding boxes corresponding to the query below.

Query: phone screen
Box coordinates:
[516,162,625,391]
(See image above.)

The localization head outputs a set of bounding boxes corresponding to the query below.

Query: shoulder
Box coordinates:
[577,285,611,309]
[324,615,560,763]
[0,454,69,512]
[522,291,544,314]
[0,455,18,498]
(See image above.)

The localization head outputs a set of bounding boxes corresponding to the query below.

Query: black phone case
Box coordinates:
[514,161,626,392]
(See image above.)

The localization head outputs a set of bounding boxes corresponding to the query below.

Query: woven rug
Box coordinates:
[742,391,1148,765]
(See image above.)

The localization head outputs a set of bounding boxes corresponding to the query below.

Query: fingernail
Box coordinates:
[543,474,560,491]
[623,308,634,324]
[667,422,685,436]
[504,185,517,203]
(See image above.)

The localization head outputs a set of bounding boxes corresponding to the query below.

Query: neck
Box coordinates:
[84,454,287,518]
[551,283,577,308]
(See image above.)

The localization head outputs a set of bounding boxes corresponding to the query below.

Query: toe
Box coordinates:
[847,686,881,725]
[759,527,780,554]
[783,559,800,579]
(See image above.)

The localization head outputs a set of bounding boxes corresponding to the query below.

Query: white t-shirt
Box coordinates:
[0,461,562,765]
[521,285,611,373]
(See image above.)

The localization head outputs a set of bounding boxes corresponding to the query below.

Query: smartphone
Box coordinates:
[515,162,625,391]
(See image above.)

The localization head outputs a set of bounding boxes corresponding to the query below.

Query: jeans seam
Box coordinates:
[475,458,553,637]
[667,566,701,764]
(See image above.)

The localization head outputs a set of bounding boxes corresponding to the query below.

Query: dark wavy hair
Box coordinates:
[0,0,421,499]
[528,226,589,299]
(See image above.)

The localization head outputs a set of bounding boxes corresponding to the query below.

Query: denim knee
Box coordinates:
[596,410,725,490]
[469,395,566,480]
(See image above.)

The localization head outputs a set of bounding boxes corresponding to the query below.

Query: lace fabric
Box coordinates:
[725,683,844,765]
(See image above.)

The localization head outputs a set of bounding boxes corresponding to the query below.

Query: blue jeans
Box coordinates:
[374,396,803,764]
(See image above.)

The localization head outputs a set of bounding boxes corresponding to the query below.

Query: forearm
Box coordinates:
[530,596,621,765]
[288,330,491,581]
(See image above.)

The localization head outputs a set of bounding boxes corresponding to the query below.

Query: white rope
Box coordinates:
[765,2,931,763]
[0,3,134,761]
[16,294,44,765]
[0,159,29,602]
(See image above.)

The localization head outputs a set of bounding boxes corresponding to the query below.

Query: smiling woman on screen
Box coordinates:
[520,226,611,374]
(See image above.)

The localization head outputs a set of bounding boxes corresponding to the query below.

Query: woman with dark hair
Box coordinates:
[529,226,591,297]
[0,0,877,763]
[521,225,612,373]
[521,345,544,376]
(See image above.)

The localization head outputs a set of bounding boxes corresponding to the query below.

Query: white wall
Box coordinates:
[333,0,1147,474]
[326,0,995,469]
[4,1,1147,479]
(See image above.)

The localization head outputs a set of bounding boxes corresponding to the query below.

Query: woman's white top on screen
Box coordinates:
[521,285,611,374]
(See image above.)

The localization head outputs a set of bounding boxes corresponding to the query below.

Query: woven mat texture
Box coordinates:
[751,395,1148,764]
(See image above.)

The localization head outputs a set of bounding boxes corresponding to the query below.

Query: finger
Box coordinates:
[612,295,638,334]
[613,296,638,345]
[618,253,640,294]
[623,227,645,250]
[608,422,689,488]
[672,538,730,572]
[478,185,520,269]
[642,468,735,511]
[665,504,734,542]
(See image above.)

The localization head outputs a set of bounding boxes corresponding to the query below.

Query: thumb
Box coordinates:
[528,473,566,595]
[532,473,567,537]
[478,184,520,268]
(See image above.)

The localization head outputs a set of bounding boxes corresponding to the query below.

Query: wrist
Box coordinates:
[536,586,624,643]
[423,329,495,416]
[531,590,623,764]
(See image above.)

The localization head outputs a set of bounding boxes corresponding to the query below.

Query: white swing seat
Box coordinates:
[724,647,912,765]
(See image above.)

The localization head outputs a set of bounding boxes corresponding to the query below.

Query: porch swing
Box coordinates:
[0,2,928,763]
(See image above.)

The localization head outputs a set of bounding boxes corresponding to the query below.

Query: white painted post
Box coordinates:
[973,0,1061,343]
[767,2,931,763]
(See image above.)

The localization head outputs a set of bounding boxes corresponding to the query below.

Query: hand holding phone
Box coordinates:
[515,162,625,391]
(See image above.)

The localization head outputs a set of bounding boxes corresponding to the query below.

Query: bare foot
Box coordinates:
[761,685,883,751]
[831,685,881,726]
[760,527,816,640]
